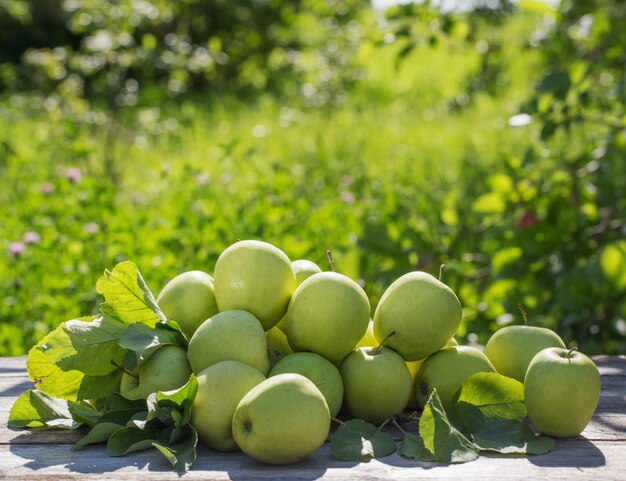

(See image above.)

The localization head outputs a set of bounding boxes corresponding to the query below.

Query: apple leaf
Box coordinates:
[73,422,128,451]
[152,425,198,475]
[398,433,436,462]
[330,419,397,461]
[26,315,127,401]
[447,402,487,436]
[67,400,103,428]
[419,390,479,464]
[472,419,555,455]
[452,372,526,420]
[108,426,160,456]
[97,260,166,327]
[154,375,198,426]
[8,389,80,429]
[118,322,186,365]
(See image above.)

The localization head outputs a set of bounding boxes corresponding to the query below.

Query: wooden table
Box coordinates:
[1,356,624,480]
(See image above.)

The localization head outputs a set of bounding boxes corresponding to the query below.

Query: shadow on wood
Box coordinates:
[528,437,606,469]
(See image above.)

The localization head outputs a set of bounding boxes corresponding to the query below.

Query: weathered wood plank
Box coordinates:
[0,440,623,480]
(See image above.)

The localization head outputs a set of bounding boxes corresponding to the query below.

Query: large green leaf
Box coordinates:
[118,322,185,365]
[107,426,160,456]
[330,419,397,461]
[420,390,479,464]
[398,433,436,462]
[9,389,79,429]
[97,261,166,326]
[452,372,526,420]
[152,425,198,474]
[472,419,555,455]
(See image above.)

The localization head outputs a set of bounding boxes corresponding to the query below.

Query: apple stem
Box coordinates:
[331,417,345,426]
[566,346,579,359]
[110,360,138,380]
[517,303,529,326]
[439,264,447,282]
[326,250,335,272]
[373,330,397,355]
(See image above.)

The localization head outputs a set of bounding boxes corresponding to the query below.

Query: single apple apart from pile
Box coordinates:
[187,310,269,375]
[156,270,218,338]
[485,304,566,382]
[286,272,370,363]
[524,347,601,438]
[276,259,322,332]
[373,271,462,361]
[269,352,343,417]
[192,360,266,452]
[341,346,412,424]
[120,345,192,400]
[232,373,330,465]
[214,240,296,330]
[415,345,496,408]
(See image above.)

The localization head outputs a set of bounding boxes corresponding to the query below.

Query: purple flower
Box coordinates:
[66,168,82,183]
[9,241,25,257]
[341,191,355,205]
[41,182,54,195]
[23,231,41,244]
[84,222,99,234]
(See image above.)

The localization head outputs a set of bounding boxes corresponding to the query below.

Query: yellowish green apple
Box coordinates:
[156,270,218,338]
[276,259,322,332]
[266,326,293,368]
[214,240,296,330]
[269,352,343,416]
[485,325,565,382]
[120,345,191,400]
[525,347,601,438]
[232,373,330,464]
[192,360,266,451]
[355,320,376,348]
[415,345,496,408]
[286,272,370,363]
[340,347,412,424]
[373,271,462,361]
[187,310,269,374]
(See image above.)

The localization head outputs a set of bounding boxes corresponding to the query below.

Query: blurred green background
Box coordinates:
[1,0,625,356]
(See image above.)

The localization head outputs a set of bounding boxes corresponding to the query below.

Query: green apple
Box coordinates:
[192,360,266,452]
[485,325,565,382]
[156,270,218,338]
[291,259,322,285]
[266,326,293,368]
[232,373,330,464]
[276,259,322,332]
[340,347,412,424]
[525,347,601,438]
[415,345,496,408]
[355,320,376,348]
[120,345,192,400]
[405,337,458,410]
[187,310,269,374]
[286,272,370,363]
[373,271,462,361]
[214,240,296,330]
[269,352,343,417]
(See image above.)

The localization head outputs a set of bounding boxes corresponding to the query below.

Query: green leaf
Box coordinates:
[398,433,436,462]
[330,419,397,461]
[73,422,126,451]
[155,374,198,426]
[118,323,185,365]
[472,419,555,455]
[104,393,147,412]
[26,315,126,401]
[107,426,159,456]
[152,425,198,474]
[9,389,80,429]
[471,192,506,215]
[600,241,626,291]
[447,402,487,436]
[97,261,166,326]
[420,390,479,464]
[67,401,102,428]
[452,372,526,420]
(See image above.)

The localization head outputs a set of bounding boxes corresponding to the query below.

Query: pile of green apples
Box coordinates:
[129,239,601,465]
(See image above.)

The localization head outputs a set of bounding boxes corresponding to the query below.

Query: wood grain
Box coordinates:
[0,356,624,480]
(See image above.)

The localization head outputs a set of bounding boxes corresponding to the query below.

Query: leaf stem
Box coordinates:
[110,360,138,379]
[517,303,529,326]
[331,417,345,426]
[439,264,447,282]
[566,346,579,359]
[326,250,335,272]
[392,418,408,435]
[377,416,393,432]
